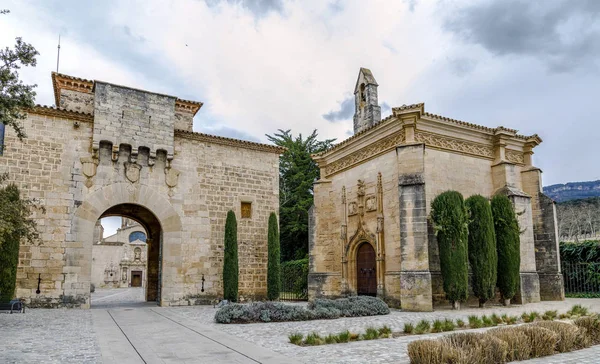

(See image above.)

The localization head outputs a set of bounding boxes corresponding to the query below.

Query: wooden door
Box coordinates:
[356,243,376,296]
[131,272,142,287]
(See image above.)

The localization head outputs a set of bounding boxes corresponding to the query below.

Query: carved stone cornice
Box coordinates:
[52,72,94,106]
[28,105,94,123]
[323,131,405,177]
[506,149,525,165]
[174,129,286,154]
[175,98,203,116]
[414,130,494,159]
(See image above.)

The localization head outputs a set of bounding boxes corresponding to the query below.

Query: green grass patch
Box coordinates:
[414,319,431,334]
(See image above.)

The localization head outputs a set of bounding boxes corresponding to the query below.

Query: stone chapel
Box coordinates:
[308,68,564,311]
[2,72,284,308]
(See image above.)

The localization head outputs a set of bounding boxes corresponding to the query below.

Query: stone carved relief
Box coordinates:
[165,167,180,187]
[506,150,525,165]
[414,131,494,159]
[124,162,141,183]
[80,157,99,188]
[324,131,405,177]
[348,202,358,216]
[365,195,377,212]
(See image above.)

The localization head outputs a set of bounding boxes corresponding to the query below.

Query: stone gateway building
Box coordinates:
[308,68,564,311]
[3,72,283,308]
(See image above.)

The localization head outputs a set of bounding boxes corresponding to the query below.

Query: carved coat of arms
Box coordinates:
[165,167,180,187]
[124,162,141,183]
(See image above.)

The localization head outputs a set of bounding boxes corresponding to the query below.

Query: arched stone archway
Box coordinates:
[68,183,182,308]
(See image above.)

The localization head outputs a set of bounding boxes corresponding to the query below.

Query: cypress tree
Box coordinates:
[491,194,521,304]
[465,195,497,307]
[430,191,469,309]
[223,210,238,302]
[267,212,281,301]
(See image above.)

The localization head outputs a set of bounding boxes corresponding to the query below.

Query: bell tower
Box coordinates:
[353,68,381,134]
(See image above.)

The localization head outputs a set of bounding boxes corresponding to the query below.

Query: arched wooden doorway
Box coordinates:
[356,242,376,296]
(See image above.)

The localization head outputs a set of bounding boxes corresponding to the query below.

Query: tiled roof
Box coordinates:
[29,105,94,122]
[174,129,286,154]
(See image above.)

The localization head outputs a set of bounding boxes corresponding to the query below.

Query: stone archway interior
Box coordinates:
[356,242,376,296]
[100,203,162,302]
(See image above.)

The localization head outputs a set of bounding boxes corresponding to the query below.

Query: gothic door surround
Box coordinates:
[356,242,376,296]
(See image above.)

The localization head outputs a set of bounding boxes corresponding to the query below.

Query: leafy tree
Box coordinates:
[267,212,280,300]
[430,191,469,309]
[0,180,41,300]
[465,195,497,307]
[1,9,39,144]
[265,129,334,261]
[223,210,238,302]
[491,194,521,303]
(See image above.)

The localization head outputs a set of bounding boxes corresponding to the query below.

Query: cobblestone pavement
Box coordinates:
[172,298,600,364]
[0,309,100,364]
[4,294,600,363]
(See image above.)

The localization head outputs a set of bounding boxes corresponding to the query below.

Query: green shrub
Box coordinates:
[542,310,558,321]
[280,258,308,299]
[468,315,483,328]
[378,325,392,337]
[514,326,558,358]
[304,332,322,346]
[223,210,238,302]
[491,313,503,325]
[431,191,469,308]
[215,296,389,324]
[267,212,280,301]
[336,330,350,343]
[442,319,455,332]
[407,339,460,364]
[456,319,465,328]
[324,334,337,344]
[414,319,431,334]
[560,240,600,263]
[534,321,587,353]
[0,185,39,302]
[465,195,498,307]
[521,311,540,323]
[362,327,380,340]
[488,327,532,361]
[289,332,303,345]
[432,319,444,333]
[403,322,414,334]
[491,194,520,302]
[308,296,390,316]
[481,315,494,327]
[568,304,589,317]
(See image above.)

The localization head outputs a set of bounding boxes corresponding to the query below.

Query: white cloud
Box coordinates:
[2,0,599,185]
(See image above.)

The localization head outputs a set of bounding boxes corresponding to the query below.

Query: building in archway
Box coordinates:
[308,68,564,311]
[3,72,284,308]
[91,218,148,289]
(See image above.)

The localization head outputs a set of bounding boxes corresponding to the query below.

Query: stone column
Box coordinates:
[521,165,564,301]
[397,143,433,311]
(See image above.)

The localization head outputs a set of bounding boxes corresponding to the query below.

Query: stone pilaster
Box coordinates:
[397,143,432,311]
[521,166,565,301]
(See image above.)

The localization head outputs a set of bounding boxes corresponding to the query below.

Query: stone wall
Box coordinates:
[3,76,281,308]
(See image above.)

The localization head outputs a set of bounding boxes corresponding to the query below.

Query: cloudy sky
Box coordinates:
[2,0,599,233]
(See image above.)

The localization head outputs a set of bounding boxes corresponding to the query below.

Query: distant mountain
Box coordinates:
[543,180,600,202]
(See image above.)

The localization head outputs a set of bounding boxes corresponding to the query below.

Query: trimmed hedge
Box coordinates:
[465,195,497,307]
[491,194,521,301]
[267,212,280,301]
[215,296,389,324]
[430,191,469,307]
[223,210,238,302]
[560,240,600,263]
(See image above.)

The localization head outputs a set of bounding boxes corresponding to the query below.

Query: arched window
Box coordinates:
[129,231,147,243]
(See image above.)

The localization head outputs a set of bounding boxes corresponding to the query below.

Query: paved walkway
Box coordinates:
[3,290,600,363]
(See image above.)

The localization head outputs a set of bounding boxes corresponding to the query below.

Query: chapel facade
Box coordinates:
[308,68,564,311]
[3,72,283,308]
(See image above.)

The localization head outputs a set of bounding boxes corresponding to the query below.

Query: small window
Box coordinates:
[241,202,252,219]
